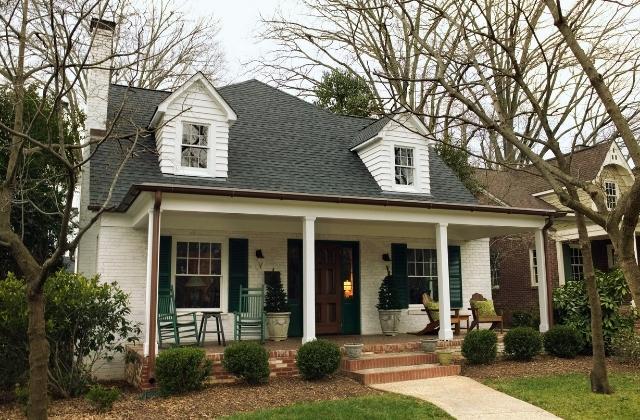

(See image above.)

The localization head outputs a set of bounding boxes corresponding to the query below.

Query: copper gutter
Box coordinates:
[147,191,162,384]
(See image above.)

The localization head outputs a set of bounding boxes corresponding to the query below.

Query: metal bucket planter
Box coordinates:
[378,309,402,336]
[420,338,438,353]
[344,343,364,359]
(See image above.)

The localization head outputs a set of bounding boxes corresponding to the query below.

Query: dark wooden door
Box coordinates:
[315,243,342,334]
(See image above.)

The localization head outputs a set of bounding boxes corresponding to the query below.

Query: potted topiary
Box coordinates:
[376,269,403,336]
[264,271,290,341]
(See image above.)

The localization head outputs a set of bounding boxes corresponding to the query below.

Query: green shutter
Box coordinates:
[158,236,172,293]
[562,243,572,282]
[448,245,463,308]
[391,243,409,309]
[228,238,249,312]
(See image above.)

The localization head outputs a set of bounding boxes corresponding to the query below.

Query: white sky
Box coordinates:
[186,0,302,83]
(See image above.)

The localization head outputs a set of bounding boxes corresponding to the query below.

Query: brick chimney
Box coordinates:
[86,18,116,132]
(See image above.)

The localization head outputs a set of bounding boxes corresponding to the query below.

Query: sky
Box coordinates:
[186,0,302,83]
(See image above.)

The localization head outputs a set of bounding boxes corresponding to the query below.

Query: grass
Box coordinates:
[485,372,640,420]
[226,394,453,420]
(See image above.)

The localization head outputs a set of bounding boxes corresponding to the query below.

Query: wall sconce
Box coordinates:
[382,253,390,261]
[256,249,264,268]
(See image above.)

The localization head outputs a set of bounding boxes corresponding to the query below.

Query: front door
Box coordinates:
[315,243,342,334]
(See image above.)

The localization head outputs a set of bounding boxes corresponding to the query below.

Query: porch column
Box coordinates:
[535,229,550,332]
[144,192,162,361]
[634,235,638,263]
[302,216,316,343]
[436,223,453,340]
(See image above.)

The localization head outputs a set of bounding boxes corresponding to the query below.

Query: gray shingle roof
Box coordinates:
[90,79,477,210]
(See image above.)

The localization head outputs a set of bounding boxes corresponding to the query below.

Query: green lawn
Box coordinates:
[226,394,453,420]
[485,373,640,420]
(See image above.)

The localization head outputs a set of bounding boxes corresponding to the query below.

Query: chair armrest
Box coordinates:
[176,311,197,318]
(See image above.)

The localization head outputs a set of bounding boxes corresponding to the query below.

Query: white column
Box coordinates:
[556,241,566,286]
[535,229,550,332]
[436,223,453,340]
[144,209,154,356]
[633,235,638,263]
[302,216,316,343]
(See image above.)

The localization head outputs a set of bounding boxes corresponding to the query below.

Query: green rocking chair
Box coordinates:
[157,288,200,347]
[233,286,266,343]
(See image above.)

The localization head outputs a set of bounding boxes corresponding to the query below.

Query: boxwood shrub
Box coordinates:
[155,347,212,395]
[222,342,270,384]
[461,330,497,364]
[543,325,584,359]
[504,327,542,361]
[296,339,341,380]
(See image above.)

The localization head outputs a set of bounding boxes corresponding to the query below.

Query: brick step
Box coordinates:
[341,352,437,372]
[347,363,460,385]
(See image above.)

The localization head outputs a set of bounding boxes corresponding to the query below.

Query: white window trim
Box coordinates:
[393,144,419,192]
[529,248,539,287]
[407,247,438,308]
[175,120,215,177]
[171,236,229,313]
[568,243,584,281]
[604,179,618,210]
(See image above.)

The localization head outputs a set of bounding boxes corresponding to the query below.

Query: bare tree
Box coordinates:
[0,0,204,417]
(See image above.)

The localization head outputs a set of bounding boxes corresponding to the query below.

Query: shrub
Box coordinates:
[611,329,640,364]
[504,327,542,361]
[222,342,270,384]
[511,310,539,329]
[554,269,634,352]
[0,271,140,396]
[85,384,120,412]
[156,347,212,394]
[296,340,341,380]
[543,325,584,359]
[461,330,497,365]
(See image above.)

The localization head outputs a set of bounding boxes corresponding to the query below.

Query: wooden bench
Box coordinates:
[469,292,503,333]
[411,293,469,335]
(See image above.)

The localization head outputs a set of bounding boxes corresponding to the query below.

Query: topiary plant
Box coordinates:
[376,269,402,310]
[543,325,585,359]
[503,327,542,361]
[222,342,270,384]
[296,339,341,380]
[155,347,212,395]
[264,271,288,313]
[461,329,497,364]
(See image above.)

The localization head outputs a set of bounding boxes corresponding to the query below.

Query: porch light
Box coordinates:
[382,253,390,261]
[343,275,353,299]
[256,249,264,268]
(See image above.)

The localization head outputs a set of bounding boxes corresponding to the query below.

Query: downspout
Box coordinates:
[148,191,162,383]
[542,216,555,327]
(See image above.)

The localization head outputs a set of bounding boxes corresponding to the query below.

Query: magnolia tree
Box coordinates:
[0,0,223,418]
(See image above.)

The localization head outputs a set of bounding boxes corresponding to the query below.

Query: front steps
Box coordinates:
[342,352,460,385]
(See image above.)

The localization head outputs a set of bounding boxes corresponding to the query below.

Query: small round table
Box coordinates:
[198,311,226,346]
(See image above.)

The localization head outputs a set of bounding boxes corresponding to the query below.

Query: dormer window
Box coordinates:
[181,123,209,169]
[605,180,618,209]
[394,146,415,186]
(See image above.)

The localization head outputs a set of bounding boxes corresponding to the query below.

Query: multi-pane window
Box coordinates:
[529,249,539,286]
[569,246,584,281]
[605,181,618,209]
[394,146,415,185]
[407,248,438,304]
[181,123,209,168]
[175,241,221,308]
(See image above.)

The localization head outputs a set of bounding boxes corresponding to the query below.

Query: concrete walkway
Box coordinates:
[371,376,560,420]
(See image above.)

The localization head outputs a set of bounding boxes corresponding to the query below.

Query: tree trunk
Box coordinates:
[27,286,49,419]
[576,213,611,394]
[613,233,640,306]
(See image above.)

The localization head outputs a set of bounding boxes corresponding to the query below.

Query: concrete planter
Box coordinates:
[266,312,291,341]
[344,343,364,359]
[437,350,453,366]
[378,309,402,336]
[420,338,438,353]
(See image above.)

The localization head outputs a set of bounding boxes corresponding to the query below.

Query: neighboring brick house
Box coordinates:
[475,141,639,325]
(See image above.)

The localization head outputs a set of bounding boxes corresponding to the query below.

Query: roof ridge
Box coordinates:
[109,83,173,93]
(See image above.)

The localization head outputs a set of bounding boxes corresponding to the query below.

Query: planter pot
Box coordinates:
[437,350,453,366]
[420,338,438,353]
[378,309,402,336]
[344,343,364,359]
[266,312,291,341]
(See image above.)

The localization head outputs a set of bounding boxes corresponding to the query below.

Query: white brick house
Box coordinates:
[76,20,555,380]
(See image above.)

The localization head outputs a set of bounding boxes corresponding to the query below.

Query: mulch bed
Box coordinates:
[462,355,638,380]
[0,375,381,419]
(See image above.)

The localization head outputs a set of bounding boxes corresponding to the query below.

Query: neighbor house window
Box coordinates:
[394,146,415,185]
[529,249,539,286]
[175,241,221,308]
[490,251,500,289]
[605,181,618,209]
[407,248,438,304]
[569,246,584,281]
[181,123,209,168]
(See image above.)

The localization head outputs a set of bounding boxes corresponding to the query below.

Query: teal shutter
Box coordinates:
[562,243,572,282]
[448,245,463,308]
[228,238,249,312]
[158,236,172,293]
[391,243,409,309]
